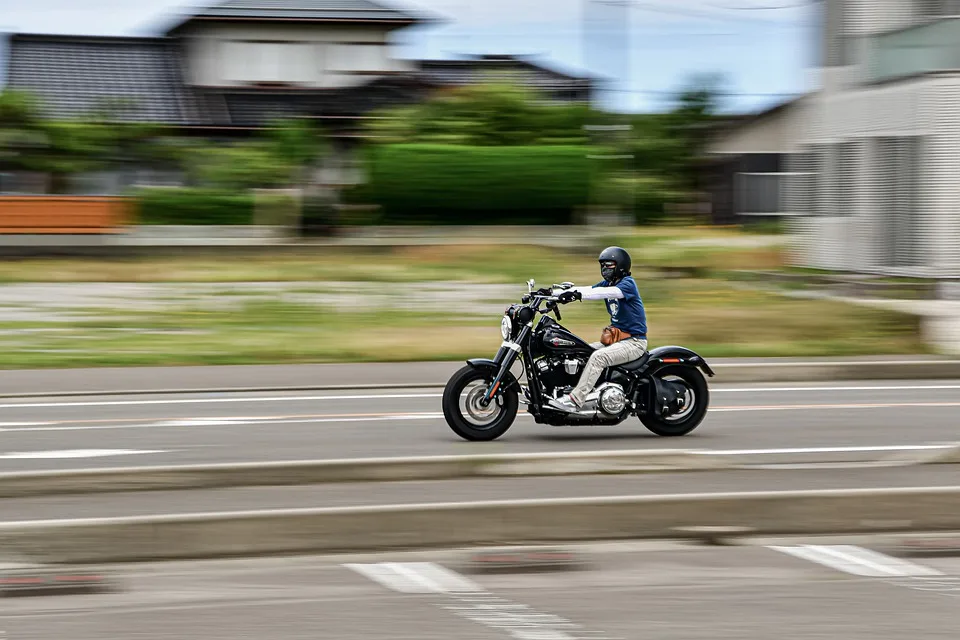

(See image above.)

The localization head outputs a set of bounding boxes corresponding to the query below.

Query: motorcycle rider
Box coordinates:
[548,246,648,413]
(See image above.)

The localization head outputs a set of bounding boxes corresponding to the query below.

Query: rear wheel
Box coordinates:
[639,365,709,437]
[442,366,519,441]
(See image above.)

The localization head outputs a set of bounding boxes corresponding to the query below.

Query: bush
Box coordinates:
[133,188,255,225]
[355,144,592,224]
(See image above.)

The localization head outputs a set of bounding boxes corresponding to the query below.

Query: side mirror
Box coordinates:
[527,279,536,293]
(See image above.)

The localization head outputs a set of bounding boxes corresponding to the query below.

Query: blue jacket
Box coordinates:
[593,276,647,337]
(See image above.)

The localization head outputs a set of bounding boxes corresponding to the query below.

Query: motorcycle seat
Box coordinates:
[615,352,651,372]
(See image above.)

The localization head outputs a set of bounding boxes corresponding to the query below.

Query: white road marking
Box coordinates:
[343,563,433,594]
[770,545,891,577]
[831,545,944,577]
[715,385,960,393]
[0,393,442,410]
[385,562,483,594]
[770,544,944,578]
[709,402,960,412]
[0,422,54,427]
[709,445,953,455]
[153,418,262,427]
[0,449,170,460]
[0,384,957,410]
[345,562,482,594]
[345,562,617,639]
[0,413,447,433]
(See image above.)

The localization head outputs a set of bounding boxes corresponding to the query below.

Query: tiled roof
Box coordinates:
[3,35,588,128]
[5,34,208,125]
[169,0,421,30]
[418,56,594,93]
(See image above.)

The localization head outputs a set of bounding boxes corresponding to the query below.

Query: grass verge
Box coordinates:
[0,280,926,369]
[0,228,784,284]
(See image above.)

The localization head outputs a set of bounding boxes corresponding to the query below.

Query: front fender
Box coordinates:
[466,359,522,389]
[644,346,715,377]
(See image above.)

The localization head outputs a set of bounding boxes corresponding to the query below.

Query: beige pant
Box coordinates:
[570,338,648,406]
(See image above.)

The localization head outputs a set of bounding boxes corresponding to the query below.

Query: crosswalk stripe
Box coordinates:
[769,544,944,578]
[344,562,483,594]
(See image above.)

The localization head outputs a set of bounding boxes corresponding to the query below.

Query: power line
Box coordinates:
[707,1,812,8]
[627,1,804,25]
[607,87,802,97]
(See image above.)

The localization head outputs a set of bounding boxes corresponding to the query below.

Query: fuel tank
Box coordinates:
[538,323,594,356]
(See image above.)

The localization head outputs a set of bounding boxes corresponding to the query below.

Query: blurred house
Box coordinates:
[704,0,960,278]
[699,95,806,225]
[1,0,595,193]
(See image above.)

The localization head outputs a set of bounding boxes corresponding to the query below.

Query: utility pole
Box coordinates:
[582,0,634,227]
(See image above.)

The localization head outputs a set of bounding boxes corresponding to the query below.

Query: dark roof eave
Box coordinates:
[165,15,424,36]
[419,57,597,82]
[9,32,174,44]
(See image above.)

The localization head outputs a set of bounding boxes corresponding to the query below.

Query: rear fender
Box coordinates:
[639,346,715,378]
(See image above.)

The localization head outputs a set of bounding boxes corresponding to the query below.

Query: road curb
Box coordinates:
[0,359,958,398]
[710,360,960,383]
[3,487,960,564]
[1,447,957,499]
[0,450,728,499]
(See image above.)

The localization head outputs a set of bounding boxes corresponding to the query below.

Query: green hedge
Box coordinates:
[351,144,592,224]
[133,188,255,225]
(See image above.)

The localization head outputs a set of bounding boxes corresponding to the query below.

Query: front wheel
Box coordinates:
[442,366,519,441]
[639,365,709,437]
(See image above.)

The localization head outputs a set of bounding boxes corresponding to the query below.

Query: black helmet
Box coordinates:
[598,246,631,283]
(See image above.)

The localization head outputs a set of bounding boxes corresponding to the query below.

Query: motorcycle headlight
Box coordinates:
[501,315,512,340]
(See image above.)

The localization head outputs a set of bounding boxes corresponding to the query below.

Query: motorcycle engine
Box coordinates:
[535,356,586,398]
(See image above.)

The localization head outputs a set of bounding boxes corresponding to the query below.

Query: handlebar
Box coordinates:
[519,282,580,317]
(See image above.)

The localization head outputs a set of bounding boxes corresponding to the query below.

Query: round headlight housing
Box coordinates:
[500,315,512,340]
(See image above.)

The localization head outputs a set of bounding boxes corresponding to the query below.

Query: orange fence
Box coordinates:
[0,197,130,234]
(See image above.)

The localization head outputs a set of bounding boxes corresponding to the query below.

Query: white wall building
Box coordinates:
[786,0,960,278]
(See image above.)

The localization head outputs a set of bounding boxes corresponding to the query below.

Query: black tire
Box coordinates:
[442,365,519,442]
[639,365,709,437]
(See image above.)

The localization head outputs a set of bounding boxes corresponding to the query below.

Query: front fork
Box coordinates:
[480,326,529,406]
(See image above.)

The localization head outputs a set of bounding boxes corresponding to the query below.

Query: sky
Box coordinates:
[0,0,820,114]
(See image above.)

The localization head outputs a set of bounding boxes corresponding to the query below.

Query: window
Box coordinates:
[865,17,960,83]
[223,41,314,84]
[873,136,922,267]
[811,143,833,216]
[916,0,960,19]
[785,147,817,216]
[736,172,785,215]
[836,141,859,216]
[327,44,388,73]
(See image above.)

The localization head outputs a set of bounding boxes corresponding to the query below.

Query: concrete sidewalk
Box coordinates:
[0,355,958,396]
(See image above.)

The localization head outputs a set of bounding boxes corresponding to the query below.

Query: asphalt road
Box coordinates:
[2,466,959,523]
[3,538,959,639]
[0,380,958,473]
[0,357,953,396]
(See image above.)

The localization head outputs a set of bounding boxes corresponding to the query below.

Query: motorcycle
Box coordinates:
[442,279,715,441]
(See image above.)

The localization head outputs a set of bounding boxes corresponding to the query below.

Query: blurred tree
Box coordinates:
[662,72,730,191]
[263,118,326,171]
[181,142,296,191]
[0,90,47,175]
[177,118,327,191]
[364,78,591,146]
[1,90,182,193]
[33,120,116,193]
